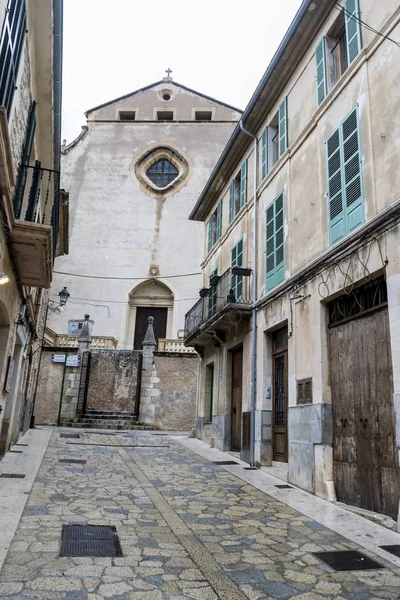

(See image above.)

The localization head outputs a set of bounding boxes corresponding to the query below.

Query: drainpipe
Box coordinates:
[52,0,63,260]
[239,120,258,467]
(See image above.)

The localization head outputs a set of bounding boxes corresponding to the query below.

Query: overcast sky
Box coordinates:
[62,0,303,143]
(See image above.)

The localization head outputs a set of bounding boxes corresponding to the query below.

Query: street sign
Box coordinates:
[52,354,66,363]
[66,355,81,367]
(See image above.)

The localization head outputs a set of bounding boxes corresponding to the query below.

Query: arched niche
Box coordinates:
[127,279,174,350]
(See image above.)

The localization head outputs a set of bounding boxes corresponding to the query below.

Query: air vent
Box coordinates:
[297,378,313,405]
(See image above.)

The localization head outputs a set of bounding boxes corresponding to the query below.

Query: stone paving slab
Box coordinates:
[0,428,399,599]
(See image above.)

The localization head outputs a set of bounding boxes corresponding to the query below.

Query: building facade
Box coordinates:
[0,0,68,454]
[185,0,400,518]
[48,78,241,350]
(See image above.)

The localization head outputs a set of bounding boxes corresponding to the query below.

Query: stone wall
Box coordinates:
[86,350,141,413]
[35,348,80,425]
[140,352,198,430]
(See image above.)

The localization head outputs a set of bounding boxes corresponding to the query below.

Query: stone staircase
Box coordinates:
[64,409,159,431]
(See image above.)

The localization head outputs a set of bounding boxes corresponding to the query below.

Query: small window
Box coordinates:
[119,111,136,121]
[195,111,212,121]
[163,93,171,101]
[157,111,174,121]
[146,159,178,188]
[267,97,287,170]
[297,378,313,405]
[326,11,348,88]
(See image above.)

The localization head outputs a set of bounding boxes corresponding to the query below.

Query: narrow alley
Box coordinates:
[1,429,400,600]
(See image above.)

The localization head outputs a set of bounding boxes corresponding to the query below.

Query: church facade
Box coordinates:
[48,76,241,349]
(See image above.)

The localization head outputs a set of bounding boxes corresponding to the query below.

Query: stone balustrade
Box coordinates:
[157,339,196,353]
[45,330,118,349]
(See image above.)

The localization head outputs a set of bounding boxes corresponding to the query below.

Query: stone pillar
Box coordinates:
[138,316,160,424]
[78,314,92,354]
[66,314,92,420]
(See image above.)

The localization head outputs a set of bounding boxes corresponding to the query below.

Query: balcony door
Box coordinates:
[134,307,167,350]
[231,347,243,451]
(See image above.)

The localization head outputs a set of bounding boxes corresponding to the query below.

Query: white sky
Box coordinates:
[62,0,304,143]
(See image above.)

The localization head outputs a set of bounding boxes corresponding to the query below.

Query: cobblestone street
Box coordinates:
[1,429,400,600]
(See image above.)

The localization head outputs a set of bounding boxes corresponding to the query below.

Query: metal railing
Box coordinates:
[184,268,251,339]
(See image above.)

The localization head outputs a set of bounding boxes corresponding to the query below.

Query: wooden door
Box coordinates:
[231,348,243,451]
[134,307,168,350]
[273,350,288,462]
[330,306,400,518]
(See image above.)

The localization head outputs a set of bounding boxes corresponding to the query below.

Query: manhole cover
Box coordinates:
[59,459,87,464]
[213,460,239,465]
[60,524,123,557]
[380,545,400,558]
[275,484,293,489]
[313,550,385,571]
[60,433,81,439]
[0,473,25,478]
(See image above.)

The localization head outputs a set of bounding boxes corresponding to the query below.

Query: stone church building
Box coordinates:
[48,75,241,349]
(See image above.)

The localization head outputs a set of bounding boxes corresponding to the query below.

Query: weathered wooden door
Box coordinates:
[231,347,243,451]
[330,304,400,518]
[273,351,288,461]
[134,307,168,350]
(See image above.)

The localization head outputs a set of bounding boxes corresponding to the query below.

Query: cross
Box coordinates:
[165,68,172,78]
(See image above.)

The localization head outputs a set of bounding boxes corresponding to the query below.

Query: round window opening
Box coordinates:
[146,159,178,188]
[163,93,171,101]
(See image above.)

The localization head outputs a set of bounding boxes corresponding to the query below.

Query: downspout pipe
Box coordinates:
[239,119,258,468]
[52,0,63,260]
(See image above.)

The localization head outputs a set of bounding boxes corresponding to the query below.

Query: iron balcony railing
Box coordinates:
[184,268,251,339]
[13,161,60,253]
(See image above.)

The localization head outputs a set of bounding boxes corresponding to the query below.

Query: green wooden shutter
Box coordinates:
[326,127,345,245]
[316,37,327,106]
[216,199,222,240]
[344,0,362,65]
[261,127,268,179]
[342,106,363,233]
[0,0,26,116]
[207,218,213,252]
[229,180,234,222]
[266,193,285,292]
[231,239,244,301]
[240,160,247,207]
[13,100,36,218]
[278,97,287,157]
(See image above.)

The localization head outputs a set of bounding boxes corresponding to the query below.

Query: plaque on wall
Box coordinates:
[4,357,14,393]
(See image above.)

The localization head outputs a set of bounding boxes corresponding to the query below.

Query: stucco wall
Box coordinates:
[86,350,141,413]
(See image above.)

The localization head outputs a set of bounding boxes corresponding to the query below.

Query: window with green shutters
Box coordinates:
[316,1,361,104]
[261,127,268,180]
[208,269,218,316]
[278,98,288,158]
[231,239,244,301]
[229,160,247,223]
[266,192,285,292]
[0,0,26,117]
[326,106,363,246]
[207,199,223,252]
[267,96,288,170]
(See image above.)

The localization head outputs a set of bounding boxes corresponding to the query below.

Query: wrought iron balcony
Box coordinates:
[184,268,252,346]
[10,161,61,287]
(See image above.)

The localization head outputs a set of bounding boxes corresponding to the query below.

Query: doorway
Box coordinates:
[134,306,168,350]
[231,347,243,451]
[272,327,288,462]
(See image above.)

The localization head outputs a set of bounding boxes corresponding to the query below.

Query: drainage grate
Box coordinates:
[0,473,25,478]
[59,459,87,464]
[213,460,239,465]
[60,433,81,439]
[60,524,123,557]
[313,550,385,571]
[244,467,258,470]
[9,450,23,453]
[275,484,293,489]
[16,444,28,446]
[380,545,400,558]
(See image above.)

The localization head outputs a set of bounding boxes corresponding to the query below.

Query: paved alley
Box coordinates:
[1,429,400,600]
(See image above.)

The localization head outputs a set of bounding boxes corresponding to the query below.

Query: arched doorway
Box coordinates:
[127,280,174,350]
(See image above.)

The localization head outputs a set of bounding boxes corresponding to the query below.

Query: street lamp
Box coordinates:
[48,287,70,313]
[59,287,70,306]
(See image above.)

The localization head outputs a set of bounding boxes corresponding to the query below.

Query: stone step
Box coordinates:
[63,421,158,431]
[83,413,136,420]
[85,410,136,418]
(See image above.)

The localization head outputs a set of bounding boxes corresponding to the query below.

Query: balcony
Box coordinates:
[10,161,61,287]
[184,268,252,346]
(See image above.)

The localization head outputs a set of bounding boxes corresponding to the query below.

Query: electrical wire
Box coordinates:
[53,270,202,280]
[335,3,400,48]
[50,295,200,304]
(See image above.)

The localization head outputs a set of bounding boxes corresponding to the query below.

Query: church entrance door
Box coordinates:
[134,307,168,350]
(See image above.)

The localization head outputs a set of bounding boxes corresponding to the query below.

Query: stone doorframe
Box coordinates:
[126,279,174,350]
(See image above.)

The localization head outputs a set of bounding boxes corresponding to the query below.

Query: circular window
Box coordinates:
[133,144,192,197]
[158,88,174,102]
[146,159,178,188]
[163,93,171,101]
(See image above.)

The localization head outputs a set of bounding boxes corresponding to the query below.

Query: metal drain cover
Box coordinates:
[213,461,239,465]
[380,545,400,558]
[60,433,80,439]
[313,550,385,571]
[275,484,293,489]
[60,524,123,557]
[9,450,23,453]
[0,473,25,478]
[244,467,258,470]
[59,459,87,464]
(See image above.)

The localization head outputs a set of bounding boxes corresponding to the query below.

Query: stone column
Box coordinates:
[65,314,92,420]
[138,316,160,424]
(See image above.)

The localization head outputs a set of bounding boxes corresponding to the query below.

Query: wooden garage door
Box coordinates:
[329,279,400,519]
